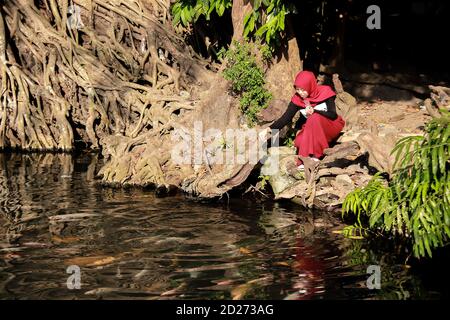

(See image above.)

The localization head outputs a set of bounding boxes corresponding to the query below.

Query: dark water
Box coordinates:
[0,152,445,300]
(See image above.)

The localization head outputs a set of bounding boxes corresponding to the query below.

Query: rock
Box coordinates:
[336,92,359,126]
[335,174,354,187]
[322,141,362,167]
[261,147,299,196]
[337,130,363,143]
[179,90,190,98]
[377,123,399,137]
[257,99,289,123]
[389,113,405,122]
[278,180,310,201]
[266,167,297,196]
[332,75,359,129]
[329,180,355,203]
[356,132,394,174]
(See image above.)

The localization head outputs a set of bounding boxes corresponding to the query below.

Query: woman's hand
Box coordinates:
[305,105,314,116]
[258,127,271,141]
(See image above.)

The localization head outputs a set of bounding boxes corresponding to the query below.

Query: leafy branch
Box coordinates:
[342,111,450,258]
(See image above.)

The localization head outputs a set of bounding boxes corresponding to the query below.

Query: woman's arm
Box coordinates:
[269,102,300,130]
[314,97,338,120]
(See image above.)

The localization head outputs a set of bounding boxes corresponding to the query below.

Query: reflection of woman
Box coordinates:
[290,236,325,300]
[270,71,345,168]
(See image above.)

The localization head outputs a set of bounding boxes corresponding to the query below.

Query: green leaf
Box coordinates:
[253,0,262,11]
[396,206,403,233]
[438,145,446,174]
[243,12,252,28]
[421,183,429,204]
[194,2,204,21]
[243,13,254,38]
[255,24,268,38]
[279,14,285,31]
[432,147,438,177]
[216,0,226,16]
[371,192,383,213]
[417,237,425,257]
[172,10,181,25]
[185,5,193,21]
[444,225,450,238]
[392,139,406,169]
[442,123,450,142]
[419,213,430,233]
[384,211,394,231]
[207,1,216,18]
[265,27,272,43]
[369,208,384,228]
[401,204,410,230]
[180,9,188,26]
[424,236,433,257]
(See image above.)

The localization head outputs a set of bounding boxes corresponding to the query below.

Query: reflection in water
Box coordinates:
[0,152,444,299]
[290,237,326,299]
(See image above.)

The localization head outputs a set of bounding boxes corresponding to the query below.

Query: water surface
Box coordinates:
[0,152,445,299]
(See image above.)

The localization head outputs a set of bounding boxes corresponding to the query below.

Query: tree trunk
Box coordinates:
[231,0,253,42]
[265,17,303,100]
[230,0,303,101]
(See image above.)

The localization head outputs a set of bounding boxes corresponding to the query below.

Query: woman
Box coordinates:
[270,70,345,168]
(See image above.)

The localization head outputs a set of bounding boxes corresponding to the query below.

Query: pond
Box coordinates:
[0,152,446,299]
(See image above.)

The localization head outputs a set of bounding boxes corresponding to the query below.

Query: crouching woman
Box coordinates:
[269,70,345,167]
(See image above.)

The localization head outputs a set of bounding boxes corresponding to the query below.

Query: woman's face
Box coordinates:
[295,87,308,99]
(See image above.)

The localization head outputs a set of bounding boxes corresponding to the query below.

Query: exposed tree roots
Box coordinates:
[0,0,264,197]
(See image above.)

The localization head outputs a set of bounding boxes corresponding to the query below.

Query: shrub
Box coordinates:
[343,112,450,258]
[220,41,272,126]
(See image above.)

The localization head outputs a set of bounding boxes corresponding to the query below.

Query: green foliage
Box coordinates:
[171,0,295,49]
[258,175,270,190]
[171,0,232,27]
[343,112,450,258]
[244,0,296,47]
[259,43,273,63]
[221,41,272,126]
[340,225,368,240]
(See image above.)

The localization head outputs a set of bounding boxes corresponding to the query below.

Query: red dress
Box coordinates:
[290,71,345,159]
[294,112,345,159]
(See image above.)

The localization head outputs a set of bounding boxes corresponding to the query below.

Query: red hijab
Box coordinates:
[291,71,336,108]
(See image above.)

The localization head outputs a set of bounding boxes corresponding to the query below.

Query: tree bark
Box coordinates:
[231,0,253,42]
[230,0,303,101]
[265,17,303,100]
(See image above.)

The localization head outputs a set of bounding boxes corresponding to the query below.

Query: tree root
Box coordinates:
[1,0,205,153]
